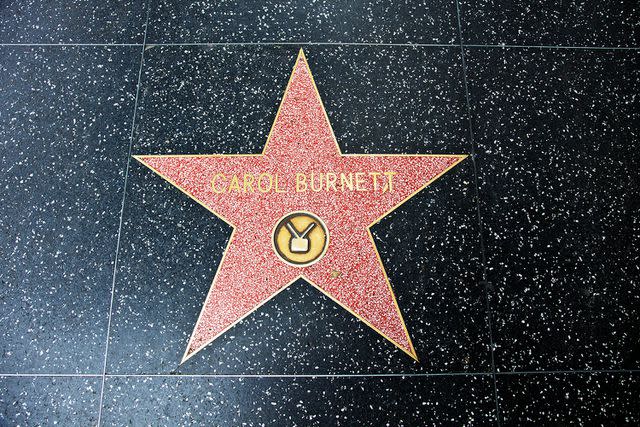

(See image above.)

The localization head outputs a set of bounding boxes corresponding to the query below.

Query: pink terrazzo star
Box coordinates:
[135,49,466,362]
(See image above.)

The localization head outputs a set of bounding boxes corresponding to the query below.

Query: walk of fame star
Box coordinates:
[134,49,467,362]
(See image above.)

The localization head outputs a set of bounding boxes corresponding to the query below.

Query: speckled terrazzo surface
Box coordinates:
[0,1,638,426]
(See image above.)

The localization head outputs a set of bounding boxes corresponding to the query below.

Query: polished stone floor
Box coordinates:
[0,1,638,425]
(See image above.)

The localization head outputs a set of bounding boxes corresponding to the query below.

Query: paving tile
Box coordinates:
[101,374,496,425]
[466,47,640,371]
[106,45,488,374]
[146,0,458,44]
[0,46,140,373]
[0,376,100,425]
[459,0,639,47]
[133,45,470,154]
[0,0,148,44]
[497,372,640,424]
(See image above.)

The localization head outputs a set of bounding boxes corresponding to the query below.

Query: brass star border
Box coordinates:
[134,50,467,362]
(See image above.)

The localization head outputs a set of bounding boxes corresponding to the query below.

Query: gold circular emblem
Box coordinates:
[273,211,328,267]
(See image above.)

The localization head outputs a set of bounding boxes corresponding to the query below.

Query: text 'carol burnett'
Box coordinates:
[211,171,397,194]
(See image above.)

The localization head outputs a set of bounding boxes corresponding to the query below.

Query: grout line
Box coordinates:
[146,41,456,47]
[0,42,637,50]
[452,21,488,282]
[0,373,102,378]
[463,44,639,51]
[453,1,501,426]
[483,290,502,425]
[0,43,142,46]
[495,369,640,376]
[106,372,494,378]
[94,5,151,426]
[3,373,487,379]
[2,369,638,379]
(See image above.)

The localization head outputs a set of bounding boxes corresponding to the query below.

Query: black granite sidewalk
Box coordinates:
[0,1,638,425]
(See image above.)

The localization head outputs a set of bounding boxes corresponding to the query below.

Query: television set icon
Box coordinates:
[285,221,316,253]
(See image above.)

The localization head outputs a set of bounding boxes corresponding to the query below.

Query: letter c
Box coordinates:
[211,173,227,193]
